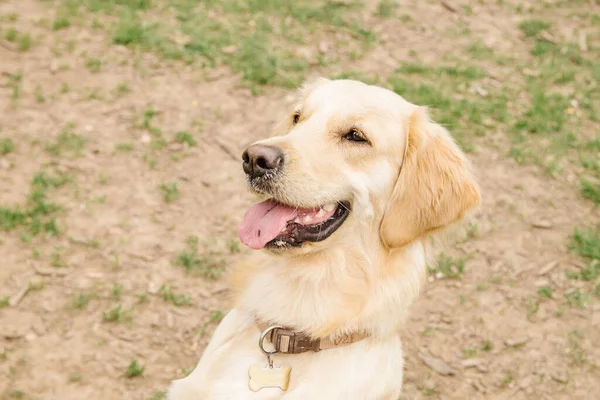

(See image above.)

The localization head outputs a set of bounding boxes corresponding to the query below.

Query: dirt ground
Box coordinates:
[1,0,599,399]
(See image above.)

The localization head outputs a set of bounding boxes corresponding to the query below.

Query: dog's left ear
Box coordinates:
[380,108,481,249]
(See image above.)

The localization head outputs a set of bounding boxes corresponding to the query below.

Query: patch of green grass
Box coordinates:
[60,82,70,94]
[173,236,225,279]
[85,88,104,101]
[8,390,25,399]
[508,79,583,169]
[115,142,135,152]
[136,293,148,303]
[429,253,466,279]
[0,138,15,155]
[92,18,105,29]
[567,261,600,282]
[567,330,587,366]
[0,296,9,307]
[210,310,224,323]
[537,286,553,298]
[525,296,539,318]
[124,360,145,378]
[585,137,600,151]
[102,304,133,324]
[175,131,197,147]
[396,64,485,80]
[5,27,18,41]
[565,289,591,309]
[137,107,169,151]
[8,72,22,104]
[159,182,180,203]
[519,19,551,37]
[112,10,159,47]
[481,340,493,352]
[159,285,192,307]
[329,71,378,84]
[69,236,99,249]
[580,178,600,204]
[50,247,67,268]
[149,133,167,151]
[160,285,192,307]
[531,40,557,57]
[114,83,131,96]
[462,348,478,359]
[111,283,123,300]
[375,0,397,18]
[513,91,568,135]
[139,107,156,129]
[500,371,515,387]
[83,0,151,13]
[570,226,600,261]
[554,69,575,84]
[86,58,102,73]
[53,17,71,30]
[421,384,438,397]
[143,153,158,169]
[18,33,31,51]
[149,391,167,400]
[69,373,83,382]
[226,239,240,254]
[387,71,507,151]
[34,85,45,103]
[72,293,95,310]
[85,0,373,90]
[467,41,494,59]
[0,170,69,236]
[46,124,86,157]
[231,22,308,92]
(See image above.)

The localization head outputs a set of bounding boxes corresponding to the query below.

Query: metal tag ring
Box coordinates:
[259,325,283,356]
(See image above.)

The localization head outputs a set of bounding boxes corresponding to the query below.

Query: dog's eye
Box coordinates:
[343,129,367,143]
[292,113,300,124]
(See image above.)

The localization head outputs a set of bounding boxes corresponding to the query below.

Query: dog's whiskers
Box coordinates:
[337,201,350,212]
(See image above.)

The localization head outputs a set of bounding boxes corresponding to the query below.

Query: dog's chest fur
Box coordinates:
[167,309,405,400]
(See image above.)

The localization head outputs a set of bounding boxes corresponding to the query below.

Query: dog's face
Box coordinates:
[238,78,480,253]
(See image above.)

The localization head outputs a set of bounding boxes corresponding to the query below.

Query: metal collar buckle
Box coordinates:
[268,327,321,354]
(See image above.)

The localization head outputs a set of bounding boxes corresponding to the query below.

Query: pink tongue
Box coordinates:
[239,200,298,249]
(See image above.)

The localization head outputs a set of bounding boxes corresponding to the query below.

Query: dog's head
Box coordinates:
[238,78,480,254]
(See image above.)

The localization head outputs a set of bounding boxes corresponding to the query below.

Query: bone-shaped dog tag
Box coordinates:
[248,364,291,392]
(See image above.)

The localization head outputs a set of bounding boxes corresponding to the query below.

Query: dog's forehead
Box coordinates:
[304,80,414,117]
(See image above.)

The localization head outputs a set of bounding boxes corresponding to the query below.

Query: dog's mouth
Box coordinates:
[238,199,351,249]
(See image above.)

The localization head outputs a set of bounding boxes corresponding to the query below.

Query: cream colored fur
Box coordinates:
[166,78,480,400]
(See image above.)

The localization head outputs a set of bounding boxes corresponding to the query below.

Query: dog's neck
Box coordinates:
[230,238,428,341]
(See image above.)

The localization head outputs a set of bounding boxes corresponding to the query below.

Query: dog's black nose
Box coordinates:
[242,144,284,178]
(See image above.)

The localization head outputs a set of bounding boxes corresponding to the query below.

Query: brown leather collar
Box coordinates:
[256,320,369,354]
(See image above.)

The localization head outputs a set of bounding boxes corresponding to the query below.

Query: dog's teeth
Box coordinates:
[323,203,335,212]
[316,209,325,217]
[303,215,313,223]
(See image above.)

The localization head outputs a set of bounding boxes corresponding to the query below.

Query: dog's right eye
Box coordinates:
[292,113,300,124]
[343,129,368,143]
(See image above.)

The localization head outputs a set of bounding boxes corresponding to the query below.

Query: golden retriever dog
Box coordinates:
[166,77,480,400]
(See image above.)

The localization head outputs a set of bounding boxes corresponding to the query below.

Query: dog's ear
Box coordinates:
[380,108,481,249]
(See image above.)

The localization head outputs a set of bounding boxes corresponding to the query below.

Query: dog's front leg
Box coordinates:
[166,308,255,400]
